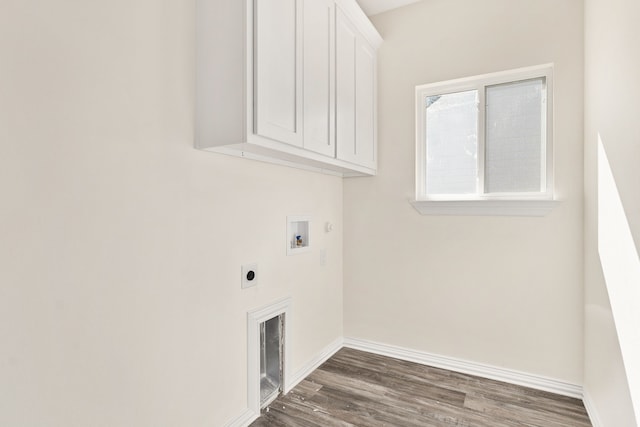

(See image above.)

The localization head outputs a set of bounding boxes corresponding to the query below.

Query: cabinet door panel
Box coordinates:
[355,40,376,168]
[303,0,335,157]
[254,0,303,147]
[335,8,376,168]
[335,9,357,163]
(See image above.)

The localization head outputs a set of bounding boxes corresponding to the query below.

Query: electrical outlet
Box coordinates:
[241,263,258,289]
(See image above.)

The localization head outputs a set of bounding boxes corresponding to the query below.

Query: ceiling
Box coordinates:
[355,0,422,16]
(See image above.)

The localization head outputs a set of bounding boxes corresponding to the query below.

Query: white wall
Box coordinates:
[0,1,343,426]
[344,0,585,384]
[584,0,640,424]
[6,0,639,425]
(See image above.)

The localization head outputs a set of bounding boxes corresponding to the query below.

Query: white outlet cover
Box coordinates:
[241,263,258,289]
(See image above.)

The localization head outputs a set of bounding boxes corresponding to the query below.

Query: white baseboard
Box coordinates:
[582,389,603,427]
[285,337,344,393]
[343,337,584,399]
[227,336,589,427]
[223,408,258,427]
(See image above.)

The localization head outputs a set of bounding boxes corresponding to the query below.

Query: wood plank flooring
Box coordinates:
[250,348,591,427]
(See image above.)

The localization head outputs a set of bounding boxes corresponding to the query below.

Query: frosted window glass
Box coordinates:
[485,78,545,193]
[426,90,478,195]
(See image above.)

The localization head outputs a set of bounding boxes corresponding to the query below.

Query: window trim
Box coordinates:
[414,64,555,215]
[409,199,560,217]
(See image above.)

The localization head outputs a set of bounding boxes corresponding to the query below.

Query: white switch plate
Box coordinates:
[241,263,258,289]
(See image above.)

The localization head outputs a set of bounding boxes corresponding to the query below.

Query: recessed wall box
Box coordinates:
[287,216,311,255]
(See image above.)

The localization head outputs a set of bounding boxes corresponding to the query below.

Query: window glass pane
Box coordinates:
[425,90,478,195]
[485,78,545,193]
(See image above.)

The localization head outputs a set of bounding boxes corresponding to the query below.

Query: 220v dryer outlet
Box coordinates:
[241,263,258,289]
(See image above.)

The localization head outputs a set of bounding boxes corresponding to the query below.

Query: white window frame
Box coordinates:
[412,64,559,216]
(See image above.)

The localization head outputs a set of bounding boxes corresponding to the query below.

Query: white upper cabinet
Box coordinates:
[254,0,304,147]
[196,0,382,177]
[336,6,377,169]
[303,0,335,157]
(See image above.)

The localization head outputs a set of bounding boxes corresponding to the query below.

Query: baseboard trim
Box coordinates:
[223,408,258,427]
[285,337,344,393]
[227,336,588,426]
[343,337,584,399]
[582,388,603,427]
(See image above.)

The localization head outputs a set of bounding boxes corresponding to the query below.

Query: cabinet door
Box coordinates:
[335,9,357,163]
[254,0,303,147]
[303,0,335,157]
[354,38,376,169]
[335,8,376,168]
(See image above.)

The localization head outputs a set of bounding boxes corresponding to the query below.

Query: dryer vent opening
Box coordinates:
[247,298,291,413]
[260,314,283,408]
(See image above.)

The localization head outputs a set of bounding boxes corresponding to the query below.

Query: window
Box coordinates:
[413,64,558,216]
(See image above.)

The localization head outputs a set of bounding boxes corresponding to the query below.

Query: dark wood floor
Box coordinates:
[250,348,591,427]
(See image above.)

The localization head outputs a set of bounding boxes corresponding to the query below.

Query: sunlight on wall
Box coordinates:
[597,135,640,423]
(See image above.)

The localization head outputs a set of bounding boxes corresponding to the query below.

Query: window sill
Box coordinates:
[410,199,560,217]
